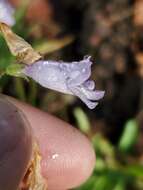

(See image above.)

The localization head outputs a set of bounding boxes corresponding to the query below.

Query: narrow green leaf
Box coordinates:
[73,107,91,134]
[118,119,139,152]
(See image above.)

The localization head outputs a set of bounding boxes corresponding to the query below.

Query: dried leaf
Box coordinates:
[35,35,74,54]
[0,22,42,65]
[20,143,47,190]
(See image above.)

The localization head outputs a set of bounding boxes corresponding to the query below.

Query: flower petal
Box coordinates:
[83,80,95,90]
[67,85,98,109]
[60,57,92,87]
[81,86,105,101]
[0,0,15,26]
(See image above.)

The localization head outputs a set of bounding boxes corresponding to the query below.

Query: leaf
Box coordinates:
[0,22,42,65]
[73,107,91,134]
[76,176,97,190]
[118,119,139,152]
[125,165,143,178]
[92,134,115,157]
[14,0,29,25]
[34,35,74,54]
[113,179,126,190]
[92,175,109,190]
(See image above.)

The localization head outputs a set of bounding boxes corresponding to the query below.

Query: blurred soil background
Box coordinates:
[1,0,143,189]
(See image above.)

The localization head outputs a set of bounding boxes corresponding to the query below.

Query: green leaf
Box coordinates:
[92,175,109,190]
[76,176,97,190]
[113,180,126,190]
[92,134,115,157]
[125,165,143,178]
[118,119,139,152]
[73,107,91,134]
[95,158,106,171]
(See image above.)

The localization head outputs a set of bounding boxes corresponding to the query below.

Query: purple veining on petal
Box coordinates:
[0,0,15,26]
[22,56,105,109]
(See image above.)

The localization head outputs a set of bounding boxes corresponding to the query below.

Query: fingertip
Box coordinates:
[0,96,32,190]
[7,96,95,189]
[40,127,95,189]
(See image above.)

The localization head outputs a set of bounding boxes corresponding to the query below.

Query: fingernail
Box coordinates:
[0,95,32,190]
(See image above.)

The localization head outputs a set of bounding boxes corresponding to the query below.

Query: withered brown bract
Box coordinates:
[20,143,48,190]
[0,22,42,65]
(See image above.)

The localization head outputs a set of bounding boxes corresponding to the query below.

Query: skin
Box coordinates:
[0,96,32,190]
[6,96,96,190]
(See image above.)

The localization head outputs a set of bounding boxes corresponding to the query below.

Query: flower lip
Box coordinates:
[83,80,95,90]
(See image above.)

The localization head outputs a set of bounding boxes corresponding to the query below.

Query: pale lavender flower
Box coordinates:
[22,56,105,109]
[0,0,15,26]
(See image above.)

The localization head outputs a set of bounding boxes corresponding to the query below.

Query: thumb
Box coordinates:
[0,95,32,190]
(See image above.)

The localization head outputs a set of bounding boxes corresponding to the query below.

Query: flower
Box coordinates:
[23,56,105,109]
[0,0,15,26]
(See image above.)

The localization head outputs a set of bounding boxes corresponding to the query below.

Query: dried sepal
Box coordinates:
[5,64,29,80]
[0,22,42,65]
[20,143,47,190]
